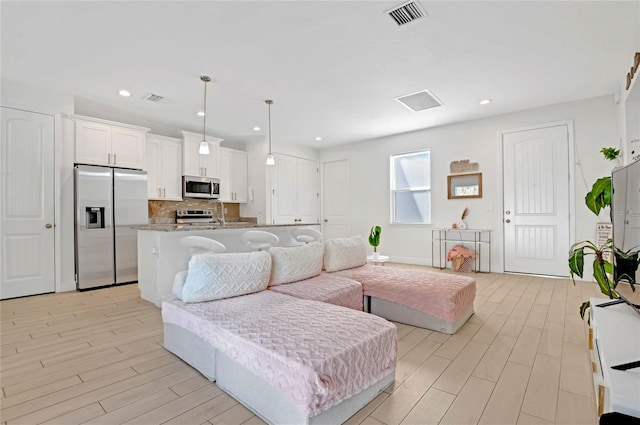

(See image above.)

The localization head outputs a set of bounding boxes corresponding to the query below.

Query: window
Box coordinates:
[390,150,431,224]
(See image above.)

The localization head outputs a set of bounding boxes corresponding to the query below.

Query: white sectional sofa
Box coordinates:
[163,236,476,424]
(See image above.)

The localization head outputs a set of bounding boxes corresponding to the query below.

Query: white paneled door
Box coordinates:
[322,159,350,240]
[1,107,55,299]
[502,123,570,277]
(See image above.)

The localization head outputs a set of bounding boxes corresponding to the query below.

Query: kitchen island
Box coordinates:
[136,223,321,307]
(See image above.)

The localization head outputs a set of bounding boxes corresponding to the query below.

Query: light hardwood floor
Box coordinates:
[1,266,604,425]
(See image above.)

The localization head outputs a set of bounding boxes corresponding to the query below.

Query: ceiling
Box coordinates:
[2,1,639,149]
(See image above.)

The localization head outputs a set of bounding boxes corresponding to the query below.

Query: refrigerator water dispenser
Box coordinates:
[85,207,105,229]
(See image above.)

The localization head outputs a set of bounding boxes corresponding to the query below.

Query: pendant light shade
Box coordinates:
[265,100,275,166]
[199,75,211,155]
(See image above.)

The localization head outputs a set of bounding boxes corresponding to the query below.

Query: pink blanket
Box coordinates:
[162,291,396,416]
[332,266,476,322]
[269,274,363,311]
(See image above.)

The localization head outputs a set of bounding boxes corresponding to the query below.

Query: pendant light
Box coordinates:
[265,99,275,165]
[199,75,211,155]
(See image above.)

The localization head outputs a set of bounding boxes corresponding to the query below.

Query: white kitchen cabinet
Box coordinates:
[146,134,183,200]
[182,131,222,178]
[219,148,248,203]
[272,153,319,224]
[74,116,148,169]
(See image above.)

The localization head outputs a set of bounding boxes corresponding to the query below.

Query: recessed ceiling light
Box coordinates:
[315,137,322,141]
[253,126,260,131]
[479,99,492,105]
[196,111,205,117]
[118,90,131,97]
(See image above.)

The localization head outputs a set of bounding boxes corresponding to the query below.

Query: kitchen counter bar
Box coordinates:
[137,224,321,306]
[135,222,319,232]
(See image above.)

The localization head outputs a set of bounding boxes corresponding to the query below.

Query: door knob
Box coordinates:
[505,219,511,223]
[45,223,53,228]
[505,210,511,215]
[324,219,328,222]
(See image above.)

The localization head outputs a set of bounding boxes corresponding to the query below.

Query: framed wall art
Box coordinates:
[448,173,482,199]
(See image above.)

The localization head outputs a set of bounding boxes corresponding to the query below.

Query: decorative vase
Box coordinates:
[372,251,380,260]
[457,220,468,230]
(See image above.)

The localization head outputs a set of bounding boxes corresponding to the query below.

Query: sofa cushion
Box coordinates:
[269,242,323,286]
[181,251,271,303]
[323,236,367,272]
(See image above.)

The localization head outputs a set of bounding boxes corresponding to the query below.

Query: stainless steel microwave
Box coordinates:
[182,176,220,199]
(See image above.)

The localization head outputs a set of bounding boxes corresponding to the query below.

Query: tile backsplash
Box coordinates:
[148,200,240,224]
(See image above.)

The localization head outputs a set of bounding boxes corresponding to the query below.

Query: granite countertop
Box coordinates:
[134,222,321,232]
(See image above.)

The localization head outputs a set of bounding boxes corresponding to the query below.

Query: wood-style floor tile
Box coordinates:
[521,354,562,422]
[0,268,599,425]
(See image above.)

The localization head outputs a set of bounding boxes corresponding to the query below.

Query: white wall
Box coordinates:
[1,78,77,292]
[320,95,619,277]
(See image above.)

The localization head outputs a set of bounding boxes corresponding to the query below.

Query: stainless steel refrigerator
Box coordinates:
[74,165,148,290]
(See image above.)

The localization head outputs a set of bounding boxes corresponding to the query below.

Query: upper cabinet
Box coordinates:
[219,148,248,203]
[146,134,183,200]
[74,116,149,169]
[271,153,319,224]
[182,131,222,178]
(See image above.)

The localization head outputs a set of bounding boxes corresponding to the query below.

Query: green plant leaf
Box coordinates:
[603,260,614,275]
[368,226,381,247]
[579,300,590,321]
[568,247,585,281]
[600,147,620,161]
[593,258,613,298]
[585,177,611,216]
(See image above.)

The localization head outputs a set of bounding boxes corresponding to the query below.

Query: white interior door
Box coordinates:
[296,158,319,224]
[322,159,350,240]
[502,123,570,277]
[272,153,297,224]
[1,107,55,299]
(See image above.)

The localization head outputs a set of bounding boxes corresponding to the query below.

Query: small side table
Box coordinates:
[367,254,390,266]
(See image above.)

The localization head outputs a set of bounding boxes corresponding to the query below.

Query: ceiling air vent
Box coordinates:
[395,89,443,112]
[142,93,164,102]
[386,1,427,27]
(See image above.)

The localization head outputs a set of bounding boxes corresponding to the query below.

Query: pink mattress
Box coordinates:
[332,265,476,323]
[268,274,363,311]
[162,291,396,416]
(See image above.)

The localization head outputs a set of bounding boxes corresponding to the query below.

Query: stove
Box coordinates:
[176,209,216,225]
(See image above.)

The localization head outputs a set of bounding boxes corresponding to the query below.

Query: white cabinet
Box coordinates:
[219,148,248,203]
[182,131,222,178]
[272,153,319,224]
[146,135,183,200]
[589,297,640,419]
[74,116,148,169]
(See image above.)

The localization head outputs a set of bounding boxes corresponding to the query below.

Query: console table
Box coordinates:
[590,297,640,419]
[431,228,492,273]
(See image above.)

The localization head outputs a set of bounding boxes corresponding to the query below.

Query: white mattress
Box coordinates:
[268,274,363,310]
[162,291,396,416]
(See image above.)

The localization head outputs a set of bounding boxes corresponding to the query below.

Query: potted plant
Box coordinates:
[568,147,639,320]
[369,226,382,259]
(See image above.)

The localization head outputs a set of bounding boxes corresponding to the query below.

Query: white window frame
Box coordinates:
[390,150,431,224]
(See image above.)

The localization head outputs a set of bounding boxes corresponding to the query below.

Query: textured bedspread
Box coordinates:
[162,291,396,416]
[268,274,363,311]
[333,266,476,322]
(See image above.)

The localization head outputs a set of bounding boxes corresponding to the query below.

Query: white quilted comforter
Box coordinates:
[162,291,396,416]
[333,265,476,322]
[268,274,364,311]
